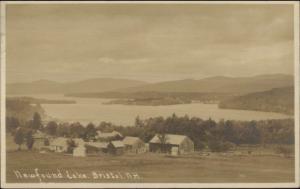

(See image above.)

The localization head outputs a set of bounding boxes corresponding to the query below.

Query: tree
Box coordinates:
[45,121,58,136]
[6,117,20,133]
[57,123,70,137]
[85,123,96,140]
[25,130,34,150]
[135,116,143,127]
[14,128,24,151]
[31,112,42,130]
[69,122,85,138]
[157,133,169,153]
[66,139,77,154]
[241,121,260,144]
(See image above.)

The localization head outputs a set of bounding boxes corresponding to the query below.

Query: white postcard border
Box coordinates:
[0,1,299,188]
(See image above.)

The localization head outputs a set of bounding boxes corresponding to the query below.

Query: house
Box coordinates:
[85,142,108,154]
[96,130,123,141]
[32,130,48,150]
[107,140,124,155]
[123,136,146,154]
[50,137,69,153]
[73,145,86,157]
[149,134,194,154]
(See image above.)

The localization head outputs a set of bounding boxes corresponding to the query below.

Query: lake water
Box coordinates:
[11,94,292,126]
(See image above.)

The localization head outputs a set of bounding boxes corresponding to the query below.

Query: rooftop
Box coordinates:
[123,136,143,145]
[110,140,124,148]
[149,134,189,145]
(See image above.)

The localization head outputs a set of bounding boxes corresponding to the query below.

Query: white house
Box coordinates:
[50,137,69,153]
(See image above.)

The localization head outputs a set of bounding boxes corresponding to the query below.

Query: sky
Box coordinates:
[6,3,295,83]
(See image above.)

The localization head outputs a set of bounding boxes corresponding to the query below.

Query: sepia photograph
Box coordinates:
[0,1,299,188]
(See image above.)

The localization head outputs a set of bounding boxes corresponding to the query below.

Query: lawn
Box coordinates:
[6,150,294,183]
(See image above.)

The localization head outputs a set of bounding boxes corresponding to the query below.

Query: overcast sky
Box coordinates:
[6,3,294,83]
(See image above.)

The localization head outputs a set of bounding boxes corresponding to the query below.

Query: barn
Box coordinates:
[107,140,124,155]
[149,134,194,154]
[123,136,146,154]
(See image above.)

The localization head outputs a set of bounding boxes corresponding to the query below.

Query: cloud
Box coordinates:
[6,4,295,83]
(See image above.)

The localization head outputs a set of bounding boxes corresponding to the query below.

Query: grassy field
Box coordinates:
[6,150,295,183]
[5,134,295,183]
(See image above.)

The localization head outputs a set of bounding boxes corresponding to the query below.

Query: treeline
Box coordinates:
[7,113,294,152]
[219,87,294,115]
[112,115,294,151]
[6,98,46,121]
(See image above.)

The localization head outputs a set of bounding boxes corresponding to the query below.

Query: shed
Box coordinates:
[123,136,146,154]
[149,134,194,154]
[85,142,108,154]
[107,140,124,155]
[73,145,86,157]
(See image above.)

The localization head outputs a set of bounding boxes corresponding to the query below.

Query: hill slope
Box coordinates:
[218,86,294,115]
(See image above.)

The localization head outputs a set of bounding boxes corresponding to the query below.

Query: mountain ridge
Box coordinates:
[7,74,294,95]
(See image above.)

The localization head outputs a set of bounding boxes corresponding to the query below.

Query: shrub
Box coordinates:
[208,140,234,152]
[275,146,294,157]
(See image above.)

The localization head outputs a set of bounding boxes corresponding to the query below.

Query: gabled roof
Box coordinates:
[149,134,189,145]
[51,137,68,146]
[123,136,143,145]
[85,142,108,149]
[110,140,124,148]
[33,130,47,139]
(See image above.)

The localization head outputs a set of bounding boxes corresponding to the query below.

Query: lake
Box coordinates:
[11,94,292,126]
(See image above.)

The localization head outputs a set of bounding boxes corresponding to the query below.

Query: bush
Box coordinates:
[208,140,234,152]
[275,146,294,157]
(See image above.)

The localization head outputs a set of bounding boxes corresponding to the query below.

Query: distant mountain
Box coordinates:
[219,86,294,115]
[7,74,293,95]
[115,74,294,94]
[6,78,147,94]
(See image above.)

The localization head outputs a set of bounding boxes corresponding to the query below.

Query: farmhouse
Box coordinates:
[32,130,55,150]
[107,140,124,155]
[123,136,146,154]
[96,130,123,141]
[50,137,69,153]
[149,134,194,154]
[85,142,108,154]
